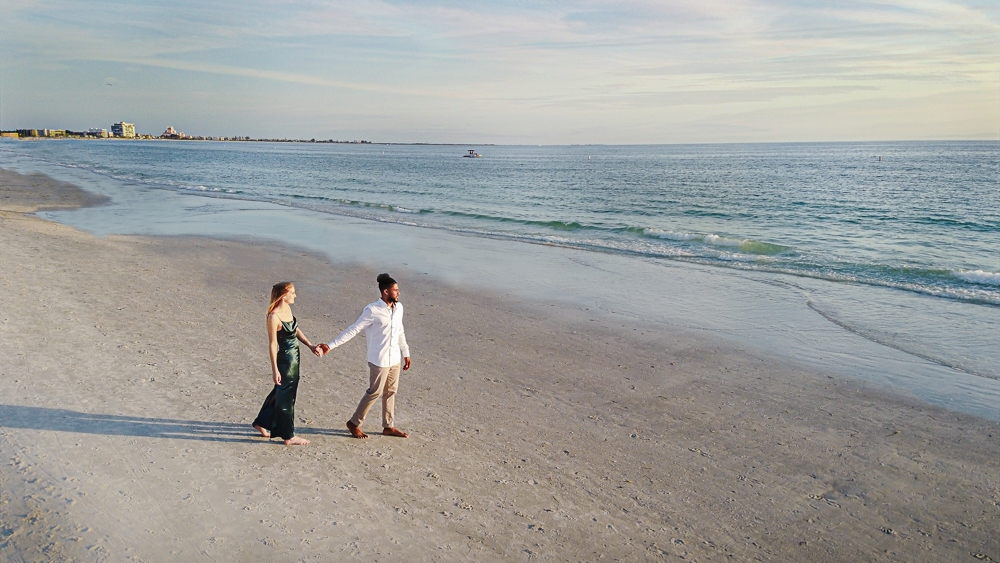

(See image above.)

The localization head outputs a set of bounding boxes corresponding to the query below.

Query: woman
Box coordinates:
[252,282,323,445]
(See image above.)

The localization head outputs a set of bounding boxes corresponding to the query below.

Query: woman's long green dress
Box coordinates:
[253,317,300,440]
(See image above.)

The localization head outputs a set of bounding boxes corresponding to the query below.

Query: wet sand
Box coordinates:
[0,168,997,562]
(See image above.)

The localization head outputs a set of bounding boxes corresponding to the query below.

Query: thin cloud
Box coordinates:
[95,56,479,98]
[1,0,996,141]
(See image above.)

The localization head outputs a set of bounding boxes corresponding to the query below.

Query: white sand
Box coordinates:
[1,168,997,562]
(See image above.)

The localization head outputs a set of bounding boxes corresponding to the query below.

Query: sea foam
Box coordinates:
[643,228,789,255]
[955,270,1000,286]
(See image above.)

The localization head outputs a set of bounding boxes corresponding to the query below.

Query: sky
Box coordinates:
[0,0,997,144]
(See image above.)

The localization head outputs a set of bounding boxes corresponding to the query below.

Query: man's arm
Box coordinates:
[328,307,374,349]
[398,314,411,370]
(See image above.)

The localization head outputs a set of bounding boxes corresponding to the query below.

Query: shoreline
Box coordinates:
[3,142,996,419]
[0,169,997,561]
[0,168,109,212]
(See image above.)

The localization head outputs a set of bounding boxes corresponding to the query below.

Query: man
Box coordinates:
[321,273,411,439]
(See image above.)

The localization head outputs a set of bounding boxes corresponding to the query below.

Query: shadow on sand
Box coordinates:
[0,404,350,443]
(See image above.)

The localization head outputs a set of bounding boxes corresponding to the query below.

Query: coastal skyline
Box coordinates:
[1,0,997,144]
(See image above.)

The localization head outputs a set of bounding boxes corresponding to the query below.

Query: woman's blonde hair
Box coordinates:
[267,282,294,315]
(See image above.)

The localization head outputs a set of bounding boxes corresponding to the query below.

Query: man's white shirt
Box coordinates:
[328,299,409,367]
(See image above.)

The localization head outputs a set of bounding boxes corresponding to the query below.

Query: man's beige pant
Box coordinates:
[350,362,401,429]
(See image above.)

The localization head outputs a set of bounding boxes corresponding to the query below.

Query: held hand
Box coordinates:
[403,357,411,371]
[315,343,330,357]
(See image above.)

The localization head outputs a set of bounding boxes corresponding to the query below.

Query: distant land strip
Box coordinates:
[1,128,494,146]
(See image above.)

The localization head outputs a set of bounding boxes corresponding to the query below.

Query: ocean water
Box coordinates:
[2,139,998,418]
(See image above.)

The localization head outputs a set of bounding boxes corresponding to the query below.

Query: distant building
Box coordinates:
[0,131,18,138]
[112,122,136,138]
[160,126,190,139]
[17,129,39,137]
[87,128,108,138]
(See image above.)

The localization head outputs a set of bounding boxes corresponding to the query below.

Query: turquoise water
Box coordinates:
[2,139,998,416]
[6,140,997,305]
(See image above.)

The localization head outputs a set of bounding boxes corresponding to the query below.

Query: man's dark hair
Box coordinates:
[377,273,397,292]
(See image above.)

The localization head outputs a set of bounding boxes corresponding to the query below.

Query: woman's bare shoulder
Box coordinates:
[268,308,293,323]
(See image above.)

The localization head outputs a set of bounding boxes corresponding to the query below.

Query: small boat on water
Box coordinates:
[463,149,482,158]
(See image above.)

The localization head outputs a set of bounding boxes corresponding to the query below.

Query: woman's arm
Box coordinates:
[295,328,321,356]
[267,313,282,385]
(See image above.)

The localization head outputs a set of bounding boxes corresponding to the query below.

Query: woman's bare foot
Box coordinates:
[283,436,310,445]
[253,424,270,438]
[347,420,367,439]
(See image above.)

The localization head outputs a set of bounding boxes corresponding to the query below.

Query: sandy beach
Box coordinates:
[1,168,997,562]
